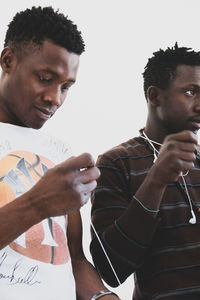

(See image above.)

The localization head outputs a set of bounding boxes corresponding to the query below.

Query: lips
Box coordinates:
[34,106,55,120]
[189,117,200,130]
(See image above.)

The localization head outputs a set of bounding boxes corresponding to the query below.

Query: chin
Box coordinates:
[31,123,46,129]
[23,119,46,130]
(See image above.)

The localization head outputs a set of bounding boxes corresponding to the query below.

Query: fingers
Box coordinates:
[64,153,99,205]
[161,130,197,164]
[177,141,197,153]
[32,152,100,217]
[176,150,196,162]
[170,157,194,172]
[77,168,99,206]
[153,131,198,184]
[66,153,95,170]
[181,161,195,171]
[79,166,100,183]
[61,153,100,184]
[77,181,98,208]
[166,130,198,144]
[82,180,98,194]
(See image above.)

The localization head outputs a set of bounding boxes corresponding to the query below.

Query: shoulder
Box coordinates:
[97,136,147,165]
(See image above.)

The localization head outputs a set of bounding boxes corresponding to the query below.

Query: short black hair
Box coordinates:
[143,43,200,99]
[4,6,85,55]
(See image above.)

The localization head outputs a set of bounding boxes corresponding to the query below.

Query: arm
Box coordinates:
[0,153,99,250]
[67,210,119,300]
[90,131,197,286]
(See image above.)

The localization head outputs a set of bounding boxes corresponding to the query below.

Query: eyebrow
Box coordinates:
[181,84,200,89]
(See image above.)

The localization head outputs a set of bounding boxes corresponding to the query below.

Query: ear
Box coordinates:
[146,86,162,106]
[0,47,17,73]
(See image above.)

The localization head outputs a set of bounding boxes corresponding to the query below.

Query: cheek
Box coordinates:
[8,76,31,102]
[157,104,178,122]
[15,73,41,95]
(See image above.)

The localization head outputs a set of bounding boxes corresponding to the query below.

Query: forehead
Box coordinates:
[21,40,80,78]
[173,64,200,85]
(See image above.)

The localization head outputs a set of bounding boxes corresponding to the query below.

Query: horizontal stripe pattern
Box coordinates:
[90,136,200,299]
[152,285,200,299]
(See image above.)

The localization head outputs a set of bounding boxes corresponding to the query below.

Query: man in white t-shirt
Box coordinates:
[0,6,120,300]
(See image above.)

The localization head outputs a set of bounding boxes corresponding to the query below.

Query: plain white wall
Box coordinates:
[2,1,200,299]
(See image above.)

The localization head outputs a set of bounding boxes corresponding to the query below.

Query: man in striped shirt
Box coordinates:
[90,43,200,299]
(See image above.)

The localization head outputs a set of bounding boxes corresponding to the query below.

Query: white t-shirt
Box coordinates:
[0,122,76,299]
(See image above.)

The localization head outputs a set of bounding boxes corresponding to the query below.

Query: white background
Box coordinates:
[2,1,200,299]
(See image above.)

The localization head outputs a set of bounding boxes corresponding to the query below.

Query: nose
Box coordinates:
[42,86,61,107]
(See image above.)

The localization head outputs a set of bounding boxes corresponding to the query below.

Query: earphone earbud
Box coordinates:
[189,209,196,224]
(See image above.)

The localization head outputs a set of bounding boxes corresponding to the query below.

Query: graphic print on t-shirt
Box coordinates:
[0,151,70,265]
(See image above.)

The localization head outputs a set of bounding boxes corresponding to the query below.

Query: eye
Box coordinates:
[185,89,195,96]
[61,84,68,93]
[38,75,52,83]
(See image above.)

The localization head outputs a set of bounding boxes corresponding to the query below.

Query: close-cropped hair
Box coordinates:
[143,43,200,99]
[4,6,85,56]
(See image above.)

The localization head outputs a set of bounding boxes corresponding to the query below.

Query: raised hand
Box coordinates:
[150,130,197,185]
[29,152,100,218]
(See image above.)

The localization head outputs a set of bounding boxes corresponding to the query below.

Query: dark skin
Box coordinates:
[0,40,79,129]
[0,40,118,300]
[135,65,200,215]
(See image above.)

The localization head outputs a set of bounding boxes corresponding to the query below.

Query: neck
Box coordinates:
[144,115,170,144]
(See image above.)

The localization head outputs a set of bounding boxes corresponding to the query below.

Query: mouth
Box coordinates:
[189,117,200,131]
[34,106,55,120]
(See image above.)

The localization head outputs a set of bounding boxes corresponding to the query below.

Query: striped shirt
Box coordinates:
[90,134,200,299]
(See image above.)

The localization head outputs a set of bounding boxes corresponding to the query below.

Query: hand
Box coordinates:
[28,152,100,218]
[149,130,197,185]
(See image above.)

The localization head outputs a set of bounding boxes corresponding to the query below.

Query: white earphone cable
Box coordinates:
[90,222,121,285]
[141,131,196,224]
